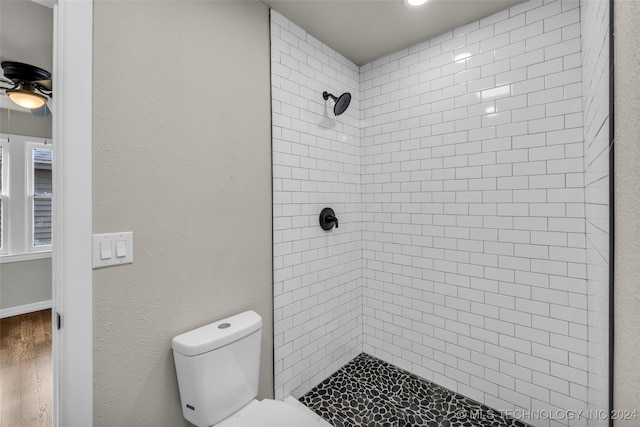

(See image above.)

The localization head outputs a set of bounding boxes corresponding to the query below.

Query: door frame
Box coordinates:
[51,0,93,425]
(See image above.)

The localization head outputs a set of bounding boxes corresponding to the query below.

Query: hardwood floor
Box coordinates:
[0,309,53,427]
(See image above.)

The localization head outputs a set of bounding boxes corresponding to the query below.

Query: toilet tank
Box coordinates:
[172,311,262,427]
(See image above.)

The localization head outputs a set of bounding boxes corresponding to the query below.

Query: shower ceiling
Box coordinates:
[263,0,524,66]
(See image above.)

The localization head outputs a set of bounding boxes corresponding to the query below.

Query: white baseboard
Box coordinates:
[0,300,52,319]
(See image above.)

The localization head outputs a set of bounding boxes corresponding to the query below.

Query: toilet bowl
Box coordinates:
[216,398,323,427]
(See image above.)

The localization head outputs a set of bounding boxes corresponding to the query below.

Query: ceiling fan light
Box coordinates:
[404,0,429,7]
[6,85,47,110]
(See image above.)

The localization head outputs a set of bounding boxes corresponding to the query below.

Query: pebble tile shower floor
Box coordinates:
[300,353,531,427]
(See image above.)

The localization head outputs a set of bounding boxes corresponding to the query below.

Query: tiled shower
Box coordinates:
[271,0,609,425]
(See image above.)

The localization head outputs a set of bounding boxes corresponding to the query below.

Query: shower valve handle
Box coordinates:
[319,208,339,230]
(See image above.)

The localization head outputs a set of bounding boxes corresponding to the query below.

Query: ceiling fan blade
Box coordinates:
[33,85,52,98]
[35,79,52,91]
[0,84,18,92]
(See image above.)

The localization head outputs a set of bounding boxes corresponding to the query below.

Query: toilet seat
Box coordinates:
[216,399,321,427]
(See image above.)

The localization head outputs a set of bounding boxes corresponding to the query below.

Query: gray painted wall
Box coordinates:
[0,109,52,139]
[0,0,53,72]
[614,0,640,417]
[92,1,272,425]
[0,258,51,309]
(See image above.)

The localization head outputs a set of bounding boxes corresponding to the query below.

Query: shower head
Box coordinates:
[323,91,351,116]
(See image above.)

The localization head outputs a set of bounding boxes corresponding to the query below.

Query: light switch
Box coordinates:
[100,240,112,260]
[115,240,127,258]
[93,232,134,268]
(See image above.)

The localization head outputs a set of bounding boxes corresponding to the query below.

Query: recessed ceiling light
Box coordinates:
[404,0,429,8]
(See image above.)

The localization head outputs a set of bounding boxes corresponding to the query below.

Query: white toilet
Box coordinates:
[172,311,325,427]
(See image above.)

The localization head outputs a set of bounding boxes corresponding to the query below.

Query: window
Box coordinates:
[31,147,53,247]
[0,134,53,258]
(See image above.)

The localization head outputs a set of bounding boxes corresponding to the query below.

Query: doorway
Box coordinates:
[1,0,93,425]
[0,1,54,425]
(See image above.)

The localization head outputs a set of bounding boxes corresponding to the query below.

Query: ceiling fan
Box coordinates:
[0,61,52,112]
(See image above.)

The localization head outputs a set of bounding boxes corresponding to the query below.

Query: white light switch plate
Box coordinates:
[92,232,133,269]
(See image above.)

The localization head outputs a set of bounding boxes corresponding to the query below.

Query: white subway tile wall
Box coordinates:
[580,0,610,424]
[271,10,363,399]
[272,0,609,424]
[360,0,591,424]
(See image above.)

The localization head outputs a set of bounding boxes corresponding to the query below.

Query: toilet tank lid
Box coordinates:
[172,311,262,357]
